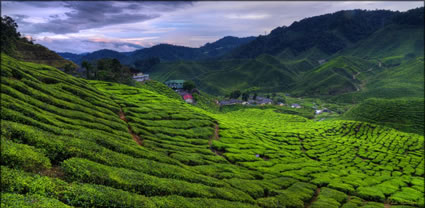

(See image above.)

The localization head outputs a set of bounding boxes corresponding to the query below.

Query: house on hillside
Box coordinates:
[322,108,331,113]
[255,96,273,105]
[318,59,327,65]
[183,93,193,104]
[220,99,243,106]
[165,80,185,89]
[133,73,149,82]
[291,103,302,108]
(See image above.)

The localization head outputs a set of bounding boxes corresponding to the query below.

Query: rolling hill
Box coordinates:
[1,53,424,207]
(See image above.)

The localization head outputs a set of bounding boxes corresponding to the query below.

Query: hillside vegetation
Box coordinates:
[1,16,77,69]
[343,98,425,135]
[1,53,424,207]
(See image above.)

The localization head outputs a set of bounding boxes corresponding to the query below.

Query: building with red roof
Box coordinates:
[183,94,193,104]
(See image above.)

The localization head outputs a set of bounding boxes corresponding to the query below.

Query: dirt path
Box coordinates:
[305,188,321,208]
[208,123,220,145]
[209,123,228,158]
[119,108,143,146]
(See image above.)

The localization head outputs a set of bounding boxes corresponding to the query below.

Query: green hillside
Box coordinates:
[292,56,378,96]
[343,98,424,135]
[1,16,77,70]
[330,56,424,104]
[150,55,304,95]
[342,24,424,59]
[2,53,424,207]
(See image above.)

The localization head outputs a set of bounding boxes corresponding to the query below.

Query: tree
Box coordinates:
[111,58,121,73]
[277,97,286,103]
[81,61,92,79]
[272,92,277,98]
[1,16,21,55]
[63,63,76,74]
[242,92,250,101]
[230,90,241,99]
[183,80,196,91]
[253,93,258,100]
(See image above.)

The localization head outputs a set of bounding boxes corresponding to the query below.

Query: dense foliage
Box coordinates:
[1,16,21,55]
[82,58,134,84]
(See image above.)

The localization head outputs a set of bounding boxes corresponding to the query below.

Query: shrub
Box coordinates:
[1,138,51,172]
[1,193,71,208]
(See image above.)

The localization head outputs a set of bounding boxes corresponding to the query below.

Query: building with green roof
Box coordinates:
[164,80,185,89]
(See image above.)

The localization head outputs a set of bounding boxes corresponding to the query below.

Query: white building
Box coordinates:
[133,73,149,82]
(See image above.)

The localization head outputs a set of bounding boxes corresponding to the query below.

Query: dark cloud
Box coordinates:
[16,1,192,34]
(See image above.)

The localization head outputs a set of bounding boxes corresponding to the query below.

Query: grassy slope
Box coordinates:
[1,54,424,207]
[135,79,182,100]
[150,54,310,95]
[12,41,78,69]
[343,98,424,135]
[291,56,378,96]
[329,56,424,106]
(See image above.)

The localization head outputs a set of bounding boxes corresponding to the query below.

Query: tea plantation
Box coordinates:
[1,53,424,208]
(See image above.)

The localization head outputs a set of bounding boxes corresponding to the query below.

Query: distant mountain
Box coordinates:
[57,36,255,66]
[199,36,256,57]
[57,52,84,63]
[123,44,201,64]
[147,7,423,98]
[58,49,129,65]
[229,9,397,59]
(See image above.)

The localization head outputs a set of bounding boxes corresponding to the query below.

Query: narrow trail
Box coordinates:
[119,108,143,146]
[209,123,227,158]
[353,68,374,92]
[305,188,321,208]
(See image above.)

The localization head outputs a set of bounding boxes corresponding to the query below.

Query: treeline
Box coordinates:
[81,59,134,85]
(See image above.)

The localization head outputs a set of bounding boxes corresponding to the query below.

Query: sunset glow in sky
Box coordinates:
[2,1,423,53]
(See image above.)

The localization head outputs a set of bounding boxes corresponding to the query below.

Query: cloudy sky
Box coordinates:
[1,1,423,53]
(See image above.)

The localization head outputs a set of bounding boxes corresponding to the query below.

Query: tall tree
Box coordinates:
[183,80,196,91]
[81,61,92,79]
[230,90,241,99]
[1,16,20,55]
[242,92,250,101]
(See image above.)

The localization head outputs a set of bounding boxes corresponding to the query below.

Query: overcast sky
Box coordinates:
[1,1,423,53]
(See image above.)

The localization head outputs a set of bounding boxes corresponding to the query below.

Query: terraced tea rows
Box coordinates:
[1,54,424,208]
[209,109,424,207]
